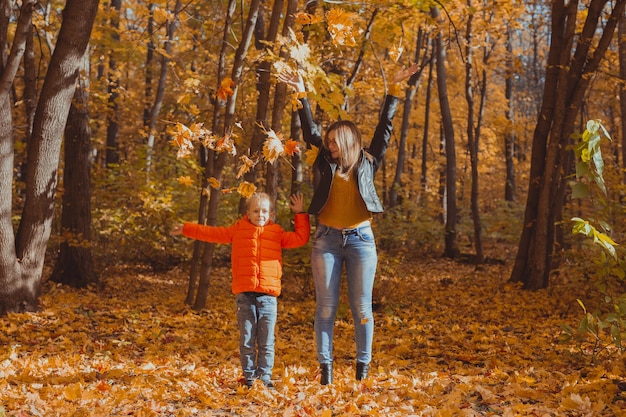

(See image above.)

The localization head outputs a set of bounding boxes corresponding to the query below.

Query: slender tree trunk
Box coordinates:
[389,29,426,209]
[50,48,97,288]
[345,8,378,109]
[0,0,98,314]
[268,0,297,201]
[620,12,626,185]
[432,6,459,258]
[504,24,516,202]
[144,3,155,128]
[421,40,435,193]
[146,0,182,174]
[437,122,446,224]
[106,0,121,167]
[464,1,484,262]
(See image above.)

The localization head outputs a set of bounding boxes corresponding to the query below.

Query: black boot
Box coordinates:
[320,362,333,385]
[356,362,369,381]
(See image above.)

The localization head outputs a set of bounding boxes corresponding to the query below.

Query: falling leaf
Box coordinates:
[284,140,300,156]
[217,77,235,101]
[389,43,404,63]
[177,176,194,187]
[237,181,257,198]
[262,129,285,164]
[236,155,257,179]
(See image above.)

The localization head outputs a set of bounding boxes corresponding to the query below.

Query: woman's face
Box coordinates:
[326,130,341,161]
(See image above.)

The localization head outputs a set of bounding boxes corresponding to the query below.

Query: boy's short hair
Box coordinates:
[246,192,272,210]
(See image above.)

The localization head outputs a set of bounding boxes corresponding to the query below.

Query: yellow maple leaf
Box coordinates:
[177,176,194,187]
[304,145,319,166]
[389,43,404,63]
[237,181,257,198]
[262,129,285,164]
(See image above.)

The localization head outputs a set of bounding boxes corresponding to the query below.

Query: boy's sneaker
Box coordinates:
[244,379,254,388]
[262,380,275,389]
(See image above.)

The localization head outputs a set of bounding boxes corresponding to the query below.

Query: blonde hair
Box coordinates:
[325,120,362,179]
[246,192,272,211]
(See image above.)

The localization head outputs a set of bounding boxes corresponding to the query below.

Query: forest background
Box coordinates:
[1,0,626,415]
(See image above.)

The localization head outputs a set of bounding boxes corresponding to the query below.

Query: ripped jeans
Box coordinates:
[311,221,377,365]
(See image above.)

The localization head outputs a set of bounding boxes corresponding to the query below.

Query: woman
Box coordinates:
[282,64,418,385]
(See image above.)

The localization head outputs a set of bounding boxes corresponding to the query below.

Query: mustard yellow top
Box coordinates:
[317,172,371,229]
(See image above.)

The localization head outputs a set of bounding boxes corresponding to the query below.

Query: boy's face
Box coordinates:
[248,199,271,227]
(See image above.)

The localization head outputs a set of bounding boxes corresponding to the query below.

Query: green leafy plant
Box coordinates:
[564,120,626,360]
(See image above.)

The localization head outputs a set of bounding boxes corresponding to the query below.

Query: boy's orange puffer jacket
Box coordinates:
[181,213,310,296]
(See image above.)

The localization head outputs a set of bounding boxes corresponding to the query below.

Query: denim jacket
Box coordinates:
[297,95,400,215]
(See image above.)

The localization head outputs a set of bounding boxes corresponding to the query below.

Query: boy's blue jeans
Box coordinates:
[311,222,377,366]
[236,292,277,384]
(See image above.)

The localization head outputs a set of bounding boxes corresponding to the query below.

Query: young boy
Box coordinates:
[170,192,310,388]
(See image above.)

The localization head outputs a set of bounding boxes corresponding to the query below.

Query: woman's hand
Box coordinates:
[392,63,420,84]
[278,70,306,93]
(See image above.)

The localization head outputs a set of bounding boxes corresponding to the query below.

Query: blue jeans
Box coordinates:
[311,221,377,365]
[236,292,277,383]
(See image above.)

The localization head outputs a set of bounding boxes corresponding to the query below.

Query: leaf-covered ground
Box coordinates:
[1,255,625,416]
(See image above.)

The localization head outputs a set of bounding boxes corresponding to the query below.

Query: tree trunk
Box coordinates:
[420,40,434,193]
[146,0,182,174]
[510,0,625,289]
[504,24,516,202]
[432,6,459,258]
[617,10,626,184]
[0,0,98,314]
[267,0,297,203]
[389,29,426,209]
[464,1,483,263]
[105,0,122,167]
[144,3,155,128]
[0,0,34,314]
[50,48,97,288]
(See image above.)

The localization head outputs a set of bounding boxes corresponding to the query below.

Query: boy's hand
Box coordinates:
[170,223,184,236]
[289,193,305,213]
